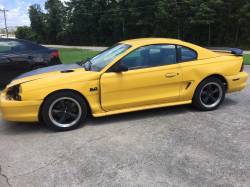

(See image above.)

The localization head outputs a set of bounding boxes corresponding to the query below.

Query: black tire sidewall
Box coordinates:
[193,78,226,111]
[41,91,88,131]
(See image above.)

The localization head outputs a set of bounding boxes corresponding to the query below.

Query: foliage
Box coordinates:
[28,4,46,42]
[45,0,65,44]
[15,26,36,41]
[15,0,250,48]
[244,54,250,65]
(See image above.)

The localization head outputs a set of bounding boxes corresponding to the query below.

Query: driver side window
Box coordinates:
[119,44,176,70]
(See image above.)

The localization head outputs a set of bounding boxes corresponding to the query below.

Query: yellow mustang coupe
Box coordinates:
[0,38,248,131]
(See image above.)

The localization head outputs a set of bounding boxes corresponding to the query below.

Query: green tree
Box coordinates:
[189,1,216,45]
[15,26,35,41]
[45,0,65,44]
[29,4,46,42]
[20,0,250,48]
[239,2,250,46]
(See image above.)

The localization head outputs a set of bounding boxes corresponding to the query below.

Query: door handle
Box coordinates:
[165,73,179,78]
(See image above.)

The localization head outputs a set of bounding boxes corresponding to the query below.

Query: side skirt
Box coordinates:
[93,100,192,117]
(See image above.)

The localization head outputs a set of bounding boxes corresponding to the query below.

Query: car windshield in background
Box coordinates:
[86,43,131,72]
[0,41,22,53]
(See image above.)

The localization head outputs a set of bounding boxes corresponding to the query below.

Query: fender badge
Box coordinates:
[90,87,98,92]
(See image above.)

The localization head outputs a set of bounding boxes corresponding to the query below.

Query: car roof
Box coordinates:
[121,38,182,46]
[120,38,219,60]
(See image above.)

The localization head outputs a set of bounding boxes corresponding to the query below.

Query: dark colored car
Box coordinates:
[0,38,61,87]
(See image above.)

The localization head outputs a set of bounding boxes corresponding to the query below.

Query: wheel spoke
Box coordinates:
[67,112,78,119]
[52,109,63,114]
[207,84,213,92]
[59,100,66,109]
[59,114,66,123]
[212,88,219,94]
[210,96,217,102]
[201,91,208,96]
[203,96,210,104]
[68,102,76,111]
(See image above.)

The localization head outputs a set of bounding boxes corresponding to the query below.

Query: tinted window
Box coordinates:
[0,40,28,53]
[177,46,197,62]
[119,45,176,70]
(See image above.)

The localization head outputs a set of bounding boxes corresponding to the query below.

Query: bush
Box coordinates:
[15,26,36,41]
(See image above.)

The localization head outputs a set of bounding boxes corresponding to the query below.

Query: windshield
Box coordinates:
[84,43,131,72]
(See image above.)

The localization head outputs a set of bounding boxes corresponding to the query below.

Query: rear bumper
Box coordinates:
[226,72,248,93]
[0,92,42,122]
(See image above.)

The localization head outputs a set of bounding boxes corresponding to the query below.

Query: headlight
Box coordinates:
[6,85,22,101]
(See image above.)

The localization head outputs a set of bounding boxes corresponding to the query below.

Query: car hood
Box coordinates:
[7,64,88,88]
[15,64,83,80]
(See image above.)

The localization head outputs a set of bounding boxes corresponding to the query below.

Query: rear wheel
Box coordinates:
[41,91,88,131]
[193,78,226,111]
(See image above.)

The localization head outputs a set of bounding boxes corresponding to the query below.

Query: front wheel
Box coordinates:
[41,91,88,131]
[193,78,226,111]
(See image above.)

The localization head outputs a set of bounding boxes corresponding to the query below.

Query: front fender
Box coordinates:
[20,78,104,115]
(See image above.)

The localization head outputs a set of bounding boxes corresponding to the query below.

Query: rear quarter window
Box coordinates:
[177,46,197,62]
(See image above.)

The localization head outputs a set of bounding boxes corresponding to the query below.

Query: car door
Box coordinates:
[100,44,182,111]
[0,40,31,87]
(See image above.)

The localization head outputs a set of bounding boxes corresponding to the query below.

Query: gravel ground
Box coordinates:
[0,67,249,187]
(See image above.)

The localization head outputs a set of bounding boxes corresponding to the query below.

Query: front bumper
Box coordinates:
[0,92,42,122]
[226,71,249,93]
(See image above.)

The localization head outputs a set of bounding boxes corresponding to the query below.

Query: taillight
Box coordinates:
[51,51,59,58]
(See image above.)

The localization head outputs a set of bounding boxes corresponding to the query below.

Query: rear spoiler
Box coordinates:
[207,47,243,56]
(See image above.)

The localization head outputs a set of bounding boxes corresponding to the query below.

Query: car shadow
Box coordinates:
[0,105,191,135]
[221,97,239,107]
[0,97,238,134]
[0,121,50,135]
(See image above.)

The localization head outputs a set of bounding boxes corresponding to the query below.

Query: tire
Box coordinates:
[41,91,88,131]
[192,77,226,111]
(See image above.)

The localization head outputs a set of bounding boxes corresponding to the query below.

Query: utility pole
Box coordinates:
[0,9,8,38]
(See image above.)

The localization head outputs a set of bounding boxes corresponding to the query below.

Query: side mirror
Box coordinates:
[113,63,128,73]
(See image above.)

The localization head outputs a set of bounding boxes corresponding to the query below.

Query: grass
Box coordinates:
[58,48,250,65]
[57,48,100,64]
[244,54,250,65]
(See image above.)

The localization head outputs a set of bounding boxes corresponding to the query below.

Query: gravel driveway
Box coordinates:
[0,67,249,187]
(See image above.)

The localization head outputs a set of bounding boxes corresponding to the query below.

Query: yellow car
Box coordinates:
[0,38,248,131]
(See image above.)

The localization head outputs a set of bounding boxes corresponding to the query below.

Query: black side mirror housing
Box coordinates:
[112,63,128,73]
